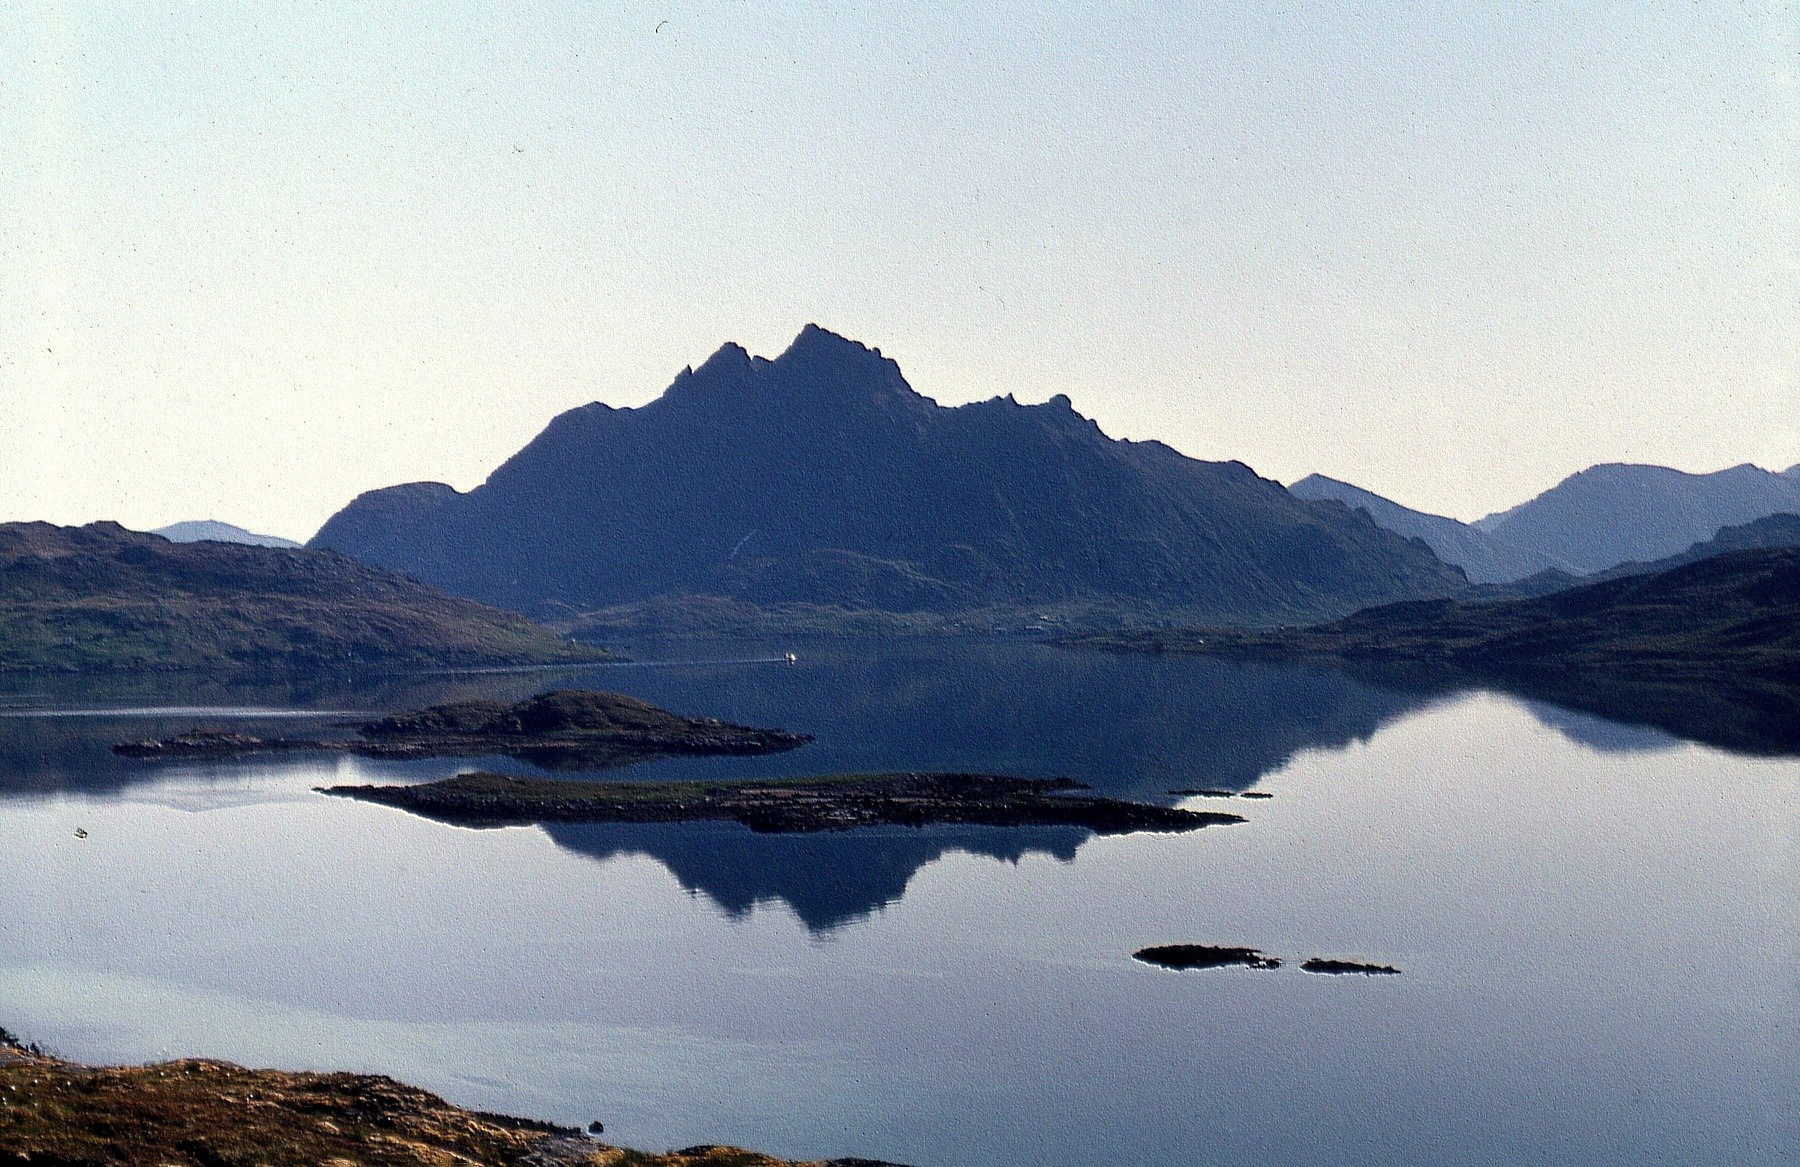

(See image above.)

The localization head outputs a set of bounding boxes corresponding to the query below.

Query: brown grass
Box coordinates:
[0,1048,824,1167]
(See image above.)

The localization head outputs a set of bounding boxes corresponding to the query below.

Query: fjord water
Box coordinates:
[0,643,1790,1166]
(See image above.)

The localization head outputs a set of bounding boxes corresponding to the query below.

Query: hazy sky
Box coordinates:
[4,1,1795,539]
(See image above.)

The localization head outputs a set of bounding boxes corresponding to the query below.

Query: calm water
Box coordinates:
[0,641,1791,1166]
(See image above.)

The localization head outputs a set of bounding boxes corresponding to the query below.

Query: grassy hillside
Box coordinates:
[0,522,613,673]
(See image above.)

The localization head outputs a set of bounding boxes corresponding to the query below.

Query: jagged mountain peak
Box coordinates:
[311,327,1464,623]
[655,325,932,417]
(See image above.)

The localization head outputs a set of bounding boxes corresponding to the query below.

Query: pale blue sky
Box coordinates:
[4,1,1794,538]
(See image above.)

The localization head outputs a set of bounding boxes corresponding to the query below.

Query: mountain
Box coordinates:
[1288,474,1570,583]
[153,520,300,548]
[1083,546,1800,682]
[0,521,609,672]
[311,325,1464,627]
[1472,462,1800,574]
[1474,512,1800,601]
[1598,511,1800,578]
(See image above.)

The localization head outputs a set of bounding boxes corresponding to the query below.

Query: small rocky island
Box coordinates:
[1133,944,1283,971]
[115,690,813,770]
[1301,958,1402,976]
[322,771,1246,834]
[1134,945,1402,976]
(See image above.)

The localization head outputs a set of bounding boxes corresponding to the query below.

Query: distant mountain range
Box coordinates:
[0,522,608,672]
[1289,474,1571,583]
[312,325,1464,627]
[1294,463,1800,582]
[152,520,300,548]
[1475,512,1800,600]
[1474,461,1800,574]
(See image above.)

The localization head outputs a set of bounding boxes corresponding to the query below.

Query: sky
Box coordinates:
[3,1,1795,539]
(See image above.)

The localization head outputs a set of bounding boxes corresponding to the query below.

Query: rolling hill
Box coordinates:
[0,521,610,672]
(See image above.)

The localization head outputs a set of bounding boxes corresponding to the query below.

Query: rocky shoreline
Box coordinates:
[322,771,1246,834]
[0,1030,905,1167]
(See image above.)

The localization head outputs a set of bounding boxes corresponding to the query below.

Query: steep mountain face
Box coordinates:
[312,326,1464,625]
[1473,462,1800,574]
[0,522,605,672]
[153,520,300,548]
[1289,474,1570,583]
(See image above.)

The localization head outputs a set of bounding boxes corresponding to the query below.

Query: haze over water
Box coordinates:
[0,640,1791,1166]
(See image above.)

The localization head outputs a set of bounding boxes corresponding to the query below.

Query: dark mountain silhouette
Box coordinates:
[0,521,607,672]
[153,520,300,549]
[1289,474,1570,583]
[1472,462,1800,573]
[311,325,1463,627]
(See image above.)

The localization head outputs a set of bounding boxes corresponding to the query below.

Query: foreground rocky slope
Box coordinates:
[0,522,609,672]
[0,1034,895,1167]
[313,325,1464,628]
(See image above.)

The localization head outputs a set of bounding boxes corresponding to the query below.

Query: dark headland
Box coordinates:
[1072,547,1800,682]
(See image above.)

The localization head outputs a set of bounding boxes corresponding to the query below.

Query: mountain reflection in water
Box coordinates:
[1,638,1794,934]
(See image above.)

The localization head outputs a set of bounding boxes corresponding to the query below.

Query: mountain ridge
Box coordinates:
[1471,461,1800,572]
[1289,473,1571,583]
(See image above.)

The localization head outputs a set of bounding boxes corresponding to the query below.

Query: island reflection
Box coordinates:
[2,638,1793,933]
